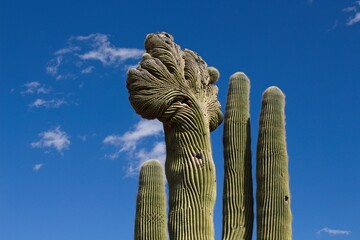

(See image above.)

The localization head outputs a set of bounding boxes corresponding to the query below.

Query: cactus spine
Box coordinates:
[256,87,292,240]
[134,160,167,240]
[222,73,254,240]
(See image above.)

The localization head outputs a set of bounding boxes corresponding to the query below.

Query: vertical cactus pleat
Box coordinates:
[222,73,254,240]
[256,87,292,240]
[134,160,167,240]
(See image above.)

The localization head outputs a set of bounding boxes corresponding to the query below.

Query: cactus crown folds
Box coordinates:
[127,32,223,131]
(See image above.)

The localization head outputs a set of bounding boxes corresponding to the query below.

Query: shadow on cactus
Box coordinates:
[127,32,292,240]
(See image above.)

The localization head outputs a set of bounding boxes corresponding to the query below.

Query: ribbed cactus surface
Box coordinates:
[256,87,292,240]
[128,32,294,240]
[222,72,253,240]
[134,160,167,240]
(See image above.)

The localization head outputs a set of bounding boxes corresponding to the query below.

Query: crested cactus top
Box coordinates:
[127,32,223,132]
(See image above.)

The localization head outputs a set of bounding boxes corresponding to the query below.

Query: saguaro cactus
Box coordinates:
[127,32,293,240]
[127,32,223,239]
[134,160,167,240]
[256,87,292,240]
[222,72,254,240]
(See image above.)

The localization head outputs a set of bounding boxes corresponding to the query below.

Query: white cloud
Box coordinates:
[317,227,351,236]
[21,81,50,95]
[103,119,165,175]
[347,12,360,25]
[33,163,44,172]
[46,33,144,79]
[103,119,163,153]
[29,98,66,108]
[54,46,80,55]
[344,1,360,26]
[135,142,166,161]
[126,142,166,176]
[75,33,144,65]
[134,141,165,166]
[31,126,70,153]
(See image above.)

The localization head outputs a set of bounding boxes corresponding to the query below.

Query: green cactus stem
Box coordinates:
[134,160,167,240]
[127,32,223,239]
[256,86,292,240]
[222,72,254,240]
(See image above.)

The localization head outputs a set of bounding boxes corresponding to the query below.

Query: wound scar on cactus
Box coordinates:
[285,196,289,204]
[194,152,203,160]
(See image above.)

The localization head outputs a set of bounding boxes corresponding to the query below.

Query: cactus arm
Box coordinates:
[256,87,292,240]
[222,73,254,240]
[127,32,223,240]
[134,160,167,240]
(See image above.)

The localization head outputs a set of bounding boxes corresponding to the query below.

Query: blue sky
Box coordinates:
[1,0,359,239]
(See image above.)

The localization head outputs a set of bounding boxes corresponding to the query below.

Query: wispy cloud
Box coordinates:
[103,119,163,153]
[343,6,357,12]
[31,126,70,153]
[75,33,144,65]
[29,98,67,108]
[317,227,351,236]
[33,163,44,172]
[80,66,95,74]
[103,119,165,175]
[54,46,80,55]
[46,56,63,77]
[21,81,50,95]
[46,33,144,79]
[347,12,360,25]
[344,1,360,26]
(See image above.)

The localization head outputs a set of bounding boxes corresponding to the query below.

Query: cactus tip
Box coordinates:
[208,67,220,83]
[140,159,162,168]
[230,72,250,83]
[142,52,151,61]
[263,86,285,98]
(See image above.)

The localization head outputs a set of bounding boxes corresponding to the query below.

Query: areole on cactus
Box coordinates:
[127,32,292,240]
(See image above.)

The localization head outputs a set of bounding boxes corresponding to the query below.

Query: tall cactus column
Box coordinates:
[222,73,254,240]
[127,32,223,239]
[134,160,167,240]
[256,87,292,240]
